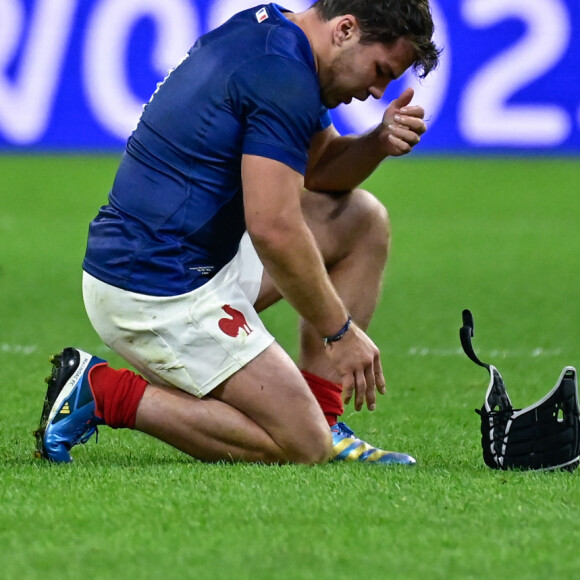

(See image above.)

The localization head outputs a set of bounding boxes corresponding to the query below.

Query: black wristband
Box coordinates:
[323,315,352,348]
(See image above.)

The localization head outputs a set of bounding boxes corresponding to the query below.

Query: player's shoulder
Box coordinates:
[261,5,313,61]
[226,4,313,65]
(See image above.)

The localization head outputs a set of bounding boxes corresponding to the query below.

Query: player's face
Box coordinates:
[320,36,416,109]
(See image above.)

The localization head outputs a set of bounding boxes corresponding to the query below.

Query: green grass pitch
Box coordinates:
[1,155,579,579]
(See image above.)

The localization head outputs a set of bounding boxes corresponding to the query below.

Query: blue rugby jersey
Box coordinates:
[83,3,332,296]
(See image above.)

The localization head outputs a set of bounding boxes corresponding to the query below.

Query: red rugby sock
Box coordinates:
[301,370,343,427]
[88,364,148,429]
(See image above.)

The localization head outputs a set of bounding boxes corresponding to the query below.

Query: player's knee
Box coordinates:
[354,188,390,234]
[283,422,332,465]
[351,188,390,254]
[294,434,332,465]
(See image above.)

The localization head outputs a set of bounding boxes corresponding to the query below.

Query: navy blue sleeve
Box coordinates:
[228,55,324,175]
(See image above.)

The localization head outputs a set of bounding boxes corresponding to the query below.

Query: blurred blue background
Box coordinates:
[0,0,578,153]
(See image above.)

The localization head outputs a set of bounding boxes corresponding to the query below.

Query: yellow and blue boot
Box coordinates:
[331,422,416,465]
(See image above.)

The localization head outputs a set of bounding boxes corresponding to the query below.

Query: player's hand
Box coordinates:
[324,322,386,412]
[380,87,426,157]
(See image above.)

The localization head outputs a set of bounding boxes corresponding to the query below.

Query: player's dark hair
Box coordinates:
[312,0,440,78]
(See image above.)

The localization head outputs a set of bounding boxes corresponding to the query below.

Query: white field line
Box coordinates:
[405,347,567,358]
[0,343,571,359]
[0,344,38,355]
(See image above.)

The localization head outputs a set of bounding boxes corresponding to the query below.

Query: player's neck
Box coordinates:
[284,8,320,72]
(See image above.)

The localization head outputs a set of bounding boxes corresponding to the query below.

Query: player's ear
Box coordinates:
[333,15,359,47]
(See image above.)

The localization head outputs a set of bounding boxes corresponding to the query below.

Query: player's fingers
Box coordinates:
[389,125,421,146]
[354,371,366,411]
[375,356,386,395]
[364,366,377,411]
[342,375,355,406]
[387,133,413,154]
[392,87,414,108]
[399,105,425,119]
[394,114,426,135]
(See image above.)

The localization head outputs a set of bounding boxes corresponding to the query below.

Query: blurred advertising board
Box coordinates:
[1,0,578,153]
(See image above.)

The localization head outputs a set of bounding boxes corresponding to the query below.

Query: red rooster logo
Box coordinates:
[218,305,254,338]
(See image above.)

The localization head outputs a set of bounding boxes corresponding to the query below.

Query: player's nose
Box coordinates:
[368,85,385,100]
[368,78,390,100]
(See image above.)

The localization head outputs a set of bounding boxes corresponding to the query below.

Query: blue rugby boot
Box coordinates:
[34,347,107,463]
[330,422,416,465]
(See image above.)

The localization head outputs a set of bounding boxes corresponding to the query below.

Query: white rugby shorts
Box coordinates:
[82,233,275,397]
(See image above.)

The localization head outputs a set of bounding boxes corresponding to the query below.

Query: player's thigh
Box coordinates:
[253,188,389,311]
[210,342,331,457]
[300,188,389,267]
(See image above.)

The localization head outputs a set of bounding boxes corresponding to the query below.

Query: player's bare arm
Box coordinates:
[305,88,426,193]
[242,154,383,409]
[242,154,347,337]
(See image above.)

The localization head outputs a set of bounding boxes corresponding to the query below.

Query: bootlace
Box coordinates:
[76,421,99,445]
[334,422,355,437]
